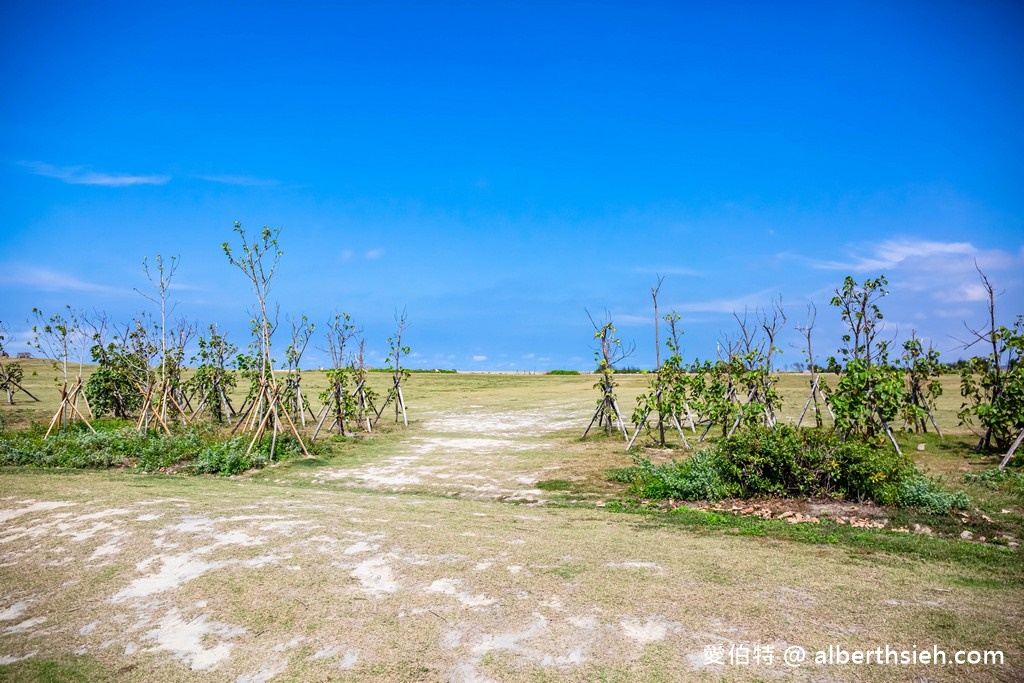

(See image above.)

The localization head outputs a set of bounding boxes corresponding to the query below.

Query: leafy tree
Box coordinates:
[686,357,740,439]
[900,331,943,434]
[0,321,28,405]
[958,269,1024,453]
[826,276,903,445]
[85,316,156,420]
[584,311,633,438]
[319,312,359,435]
[282,314,315,423]
[631,311,689,447]
[188,324,237,423]
[383,310,411,425]
[223,223,308,459]
[223,223,282,402]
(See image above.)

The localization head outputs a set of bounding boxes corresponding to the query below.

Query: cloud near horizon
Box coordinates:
[194,174,279,187]
[0,265,125,295]
[810,238,1001,273]
[20,161,170,187]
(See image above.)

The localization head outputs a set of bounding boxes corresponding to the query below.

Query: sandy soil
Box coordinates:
[1,401,1021,681]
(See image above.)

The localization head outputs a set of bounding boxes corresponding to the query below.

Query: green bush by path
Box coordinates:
[0,420,307,475]
[546,369,581,375]
[625,425,969,513]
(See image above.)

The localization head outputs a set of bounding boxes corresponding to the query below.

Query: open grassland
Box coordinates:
[1,366,1022,681]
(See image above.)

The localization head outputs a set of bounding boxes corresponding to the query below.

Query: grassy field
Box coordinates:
[1,364,1022,681]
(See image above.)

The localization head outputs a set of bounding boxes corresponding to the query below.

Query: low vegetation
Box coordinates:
[617,425,971,513]
[0,419,309,475]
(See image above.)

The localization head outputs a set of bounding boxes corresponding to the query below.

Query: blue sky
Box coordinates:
[2,1,1022,371]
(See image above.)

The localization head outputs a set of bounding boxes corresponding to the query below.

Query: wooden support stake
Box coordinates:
[998,428,1024,470]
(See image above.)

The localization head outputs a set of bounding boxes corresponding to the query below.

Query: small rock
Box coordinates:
[778,511,795,519]
[916,443,926,451]
[595,501,606,507]
[960,530,974,541]
[978,536,987,543]
[1009,542,1019,550]
[741,507,755,515]
[912,524,933,535]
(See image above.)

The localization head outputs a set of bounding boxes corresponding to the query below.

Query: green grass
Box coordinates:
[535,478,574,491]
[604,499,1024,586]
[0,656,113,683]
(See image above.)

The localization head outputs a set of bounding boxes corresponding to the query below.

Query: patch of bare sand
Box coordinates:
[314,405,586,502]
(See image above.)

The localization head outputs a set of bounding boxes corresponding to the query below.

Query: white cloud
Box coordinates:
[802,238,1024,306]
[365,248,385,260]
[0,265,123,294]
[194,174,278,187]
[670,288,781,315]
[472,354,487,361]
[21,161,170,186]
[812,238,983,272]
[631,266,703,277]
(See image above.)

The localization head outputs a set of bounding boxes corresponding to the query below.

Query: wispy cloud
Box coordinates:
[0,265,124,294]
[631,266,703,277]
[803,238,1023,304]
[671,288,781,315]
[472,354,487,361]
[811,239,978,272]
[20,161,170,187]
[365,248,385,260]
[194,174,279,187]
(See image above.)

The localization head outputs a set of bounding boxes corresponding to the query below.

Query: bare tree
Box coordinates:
[794,303,833,428]
[136,254,180,423]
[377,309,410,426]
[651,275,666,445]
[30,306,91,433]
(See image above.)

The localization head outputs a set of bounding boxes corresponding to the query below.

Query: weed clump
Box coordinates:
[0,420,306,475]
[964,467,1024,496]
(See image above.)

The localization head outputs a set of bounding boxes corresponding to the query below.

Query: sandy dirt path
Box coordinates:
[313,401,594,503]
[1,466,1021,682]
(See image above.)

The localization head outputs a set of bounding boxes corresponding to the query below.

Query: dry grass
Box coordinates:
[1,369,1022,681]
[2,471,1021,682]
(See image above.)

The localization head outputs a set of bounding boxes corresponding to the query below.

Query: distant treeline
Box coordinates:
[368,368,458,374]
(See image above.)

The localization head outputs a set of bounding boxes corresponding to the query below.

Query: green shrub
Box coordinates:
[885,474,970,514]
[633,450,737,501]
[619,426,969,513]
[546,369,581,376]
[0,420,302,476]
[193,438,264,476]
